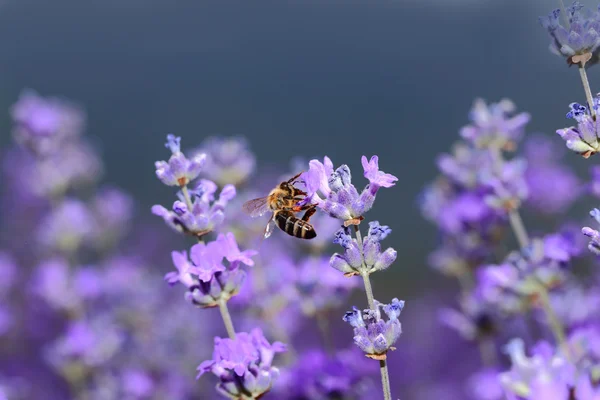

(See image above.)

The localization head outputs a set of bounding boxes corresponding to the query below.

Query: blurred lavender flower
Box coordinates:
[301,156,397,225]
[343,298,404,360]
[193,136,256,186]
[466,369,504,400]
[197,328,286,399]
[46,317,124,370]
[539,2,600,65]
[498,339,599,399]
[439,294,497,342]
[294,255,359,316]
[38,199,95,254]
[89,186,134,248]
[277,348,375,400]
[33,259,105,312]
[557,100,600,158]
[480,157,529,211]
[523,135,581,214]
[152,180,236,238]
[460,99,530,150]
[330,222,397,277]
[166,233,256,308]
[10,90,85,154]
[6,141,103,199]
[155,134,206,187]
[477,232,580,313]
[551,285,600,329]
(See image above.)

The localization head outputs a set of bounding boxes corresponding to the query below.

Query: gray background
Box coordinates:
[0,0,594,297]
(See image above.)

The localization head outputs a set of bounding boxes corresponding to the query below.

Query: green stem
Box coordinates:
[180,185,194,211]
[579,65,596,119]
[379,360,392,400]
[354,225,392,400]
[218,300,236,339]
[361,272,376,310]
[538,286,571,360]
[354,226,376,309]
[508,209,529,249]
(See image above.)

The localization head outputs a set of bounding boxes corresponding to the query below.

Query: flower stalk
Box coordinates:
[354,225,391,400]
[217,299,236,340]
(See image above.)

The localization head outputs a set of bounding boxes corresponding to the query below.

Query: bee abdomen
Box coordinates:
[275,211,317,239]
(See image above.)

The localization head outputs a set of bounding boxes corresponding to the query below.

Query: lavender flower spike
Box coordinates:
[166,237,255,308]
[539,3,600,65]
[557,100,600,158]
[302,155,397,226]
[460,98,530,150]
[155,134,206,187]
[152,179,235,237]
[197,329,286,399]
[343,298,404,360]
[330,222,397,277]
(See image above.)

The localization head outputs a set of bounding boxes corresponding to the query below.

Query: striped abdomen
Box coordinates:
[275,211,316,239]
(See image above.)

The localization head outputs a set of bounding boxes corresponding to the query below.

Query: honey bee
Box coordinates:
[242,172,317,239]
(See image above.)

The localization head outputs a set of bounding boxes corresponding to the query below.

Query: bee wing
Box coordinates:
[242,197,271,218]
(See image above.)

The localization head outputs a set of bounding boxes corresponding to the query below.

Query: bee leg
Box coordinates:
[292,203,313,212]
[301,205,317,222]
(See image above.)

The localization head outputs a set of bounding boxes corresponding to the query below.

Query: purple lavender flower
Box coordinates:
[155,134,206,187]
[276,348,376,399]
[37,199,95,254]
[539,2,600,65]
[523,135,581,214]
[7,141,103,199]
[477,232,580,313]
[301,156,397,225]
[197,328,286,399]
[557,100,600,158]
[165,234,255,308]
[500,339,578,399]
[480,157,529,211]
[10,90,85,154]
[46,317,124,369]
[466,369,504,400]
[439,294,496,342]
[343,298,404,360]
[330,222,397,277]
[459,99,530,150]
[294,255,359,315]
[90,186,134,247]
[192,136,257,186]
[152,180,236,237]
[436,142,492,188]
[217,232,258,267]
[551,285,600,329]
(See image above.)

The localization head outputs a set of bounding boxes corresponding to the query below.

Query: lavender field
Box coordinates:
[3,1,600,399]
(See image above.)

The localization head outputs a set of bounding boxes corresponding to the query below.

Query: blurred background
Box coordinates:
[0,0,598,399]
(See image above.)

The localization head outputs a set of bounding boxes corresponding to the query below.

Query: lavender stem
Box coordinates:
[538,286,571,360]
[354,225,392,400]
[218,300,236,339]
[379,360,392,400]
[180,185,194,211]
[508,209,529,249]
[579,65,596,119]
